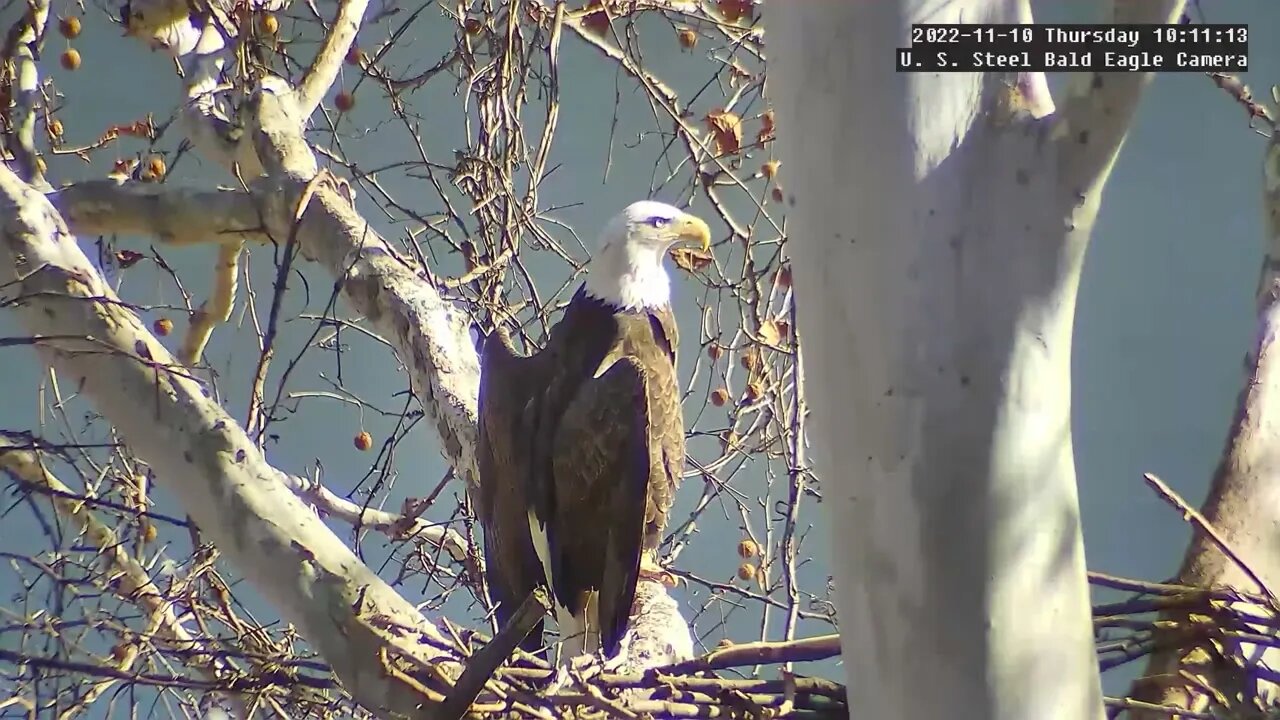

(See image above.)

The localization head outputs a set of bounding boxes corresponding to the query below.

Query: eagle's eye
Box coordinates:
[647,216,671,229]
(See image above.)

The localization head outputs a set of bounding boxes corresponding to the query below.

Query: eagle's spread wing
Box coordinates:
[476,327,546,654]
[549,356,652,657]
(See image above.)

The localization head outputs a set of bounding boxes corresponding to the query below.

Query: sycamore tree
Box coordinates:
[767,1,1280,719]
[0,0,840,717]
[0,0,1277,718]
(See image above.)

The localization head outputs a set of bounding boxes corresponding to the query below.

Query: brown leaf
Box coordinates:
[581,0,610,34]
[758,319,782,346]
[115,249,144,268]
[758,108,776,144]
[670,246,713,273]
[705,109,743,156]
[717,0,752,23]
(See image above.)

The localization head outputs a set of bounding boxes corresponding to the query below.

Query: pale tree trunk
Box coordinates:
[1129,112,1280,719]
[764,1,1182,718]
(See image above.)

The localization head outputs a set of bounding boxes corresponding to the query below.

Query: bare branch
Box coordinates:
[51,181,267,246]
[4,0,50,188]
[0,432,245,716]
[280,467,471,563]
[1056,0,1187,195]
[296,0,369,118]
[0,162,460,719]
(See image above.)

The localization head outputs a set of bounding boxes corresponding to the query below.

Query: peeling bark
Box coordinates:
[764,0,1183,718]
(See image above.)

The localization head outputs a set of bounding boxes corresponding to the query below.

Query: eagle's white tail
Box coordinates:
[556,592,600,660]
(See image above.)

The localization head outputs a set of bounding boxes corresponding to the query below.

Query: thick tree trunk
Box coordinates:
[1129,113,1280,719]
[764,1,1182,718]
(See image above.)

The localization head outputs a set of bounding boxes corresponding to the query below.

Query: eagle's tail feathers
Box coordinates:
[554,604,584,675]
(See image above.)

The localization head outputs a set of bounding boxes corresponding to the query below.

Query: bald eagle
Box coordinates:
[476,201,710,666]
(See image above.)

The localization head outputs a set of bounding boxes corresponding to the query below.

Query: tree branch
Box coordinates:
[1127,105,1280,719]
[50,181,268,247]
[280,467,471,563]
[3,0,50,188]
[0,162,461,719]
[0,431,246,717]
[1056,0,1187,197]
[295,0,368,118]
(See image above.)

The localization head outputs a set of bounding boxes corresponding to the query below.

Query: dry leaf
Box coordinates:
[720,429,738,451]
[758,108,776,144]
[670,246,713,273]
[115,249,144,269]
[581,0,610,34]
[759,319,782,346]
[717,0,752,23]
[705,109,743,156]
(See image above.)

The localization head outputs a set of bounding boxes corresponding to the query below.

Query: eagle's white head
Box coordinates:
[584,200,712,310]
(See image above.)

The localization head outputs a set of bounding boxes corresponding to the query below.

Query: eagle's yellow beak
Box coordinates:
[674,214,712,253]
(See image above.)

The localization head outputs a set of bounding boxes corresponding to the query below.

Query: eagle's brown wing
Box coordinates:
[548,356,653,658]
[643,309,684,552]
[476,327,546,655]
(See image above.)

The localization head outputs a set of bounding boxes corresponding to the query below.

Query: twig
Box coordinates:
[441,590,551,720]
[1142,472,1278,603]
[0,432,246,714]
[664,634,840,673]
[279,468,470,562]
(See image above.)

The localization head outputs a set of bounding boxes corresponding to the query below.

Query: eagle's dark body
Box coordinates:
[476,286,685,659]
